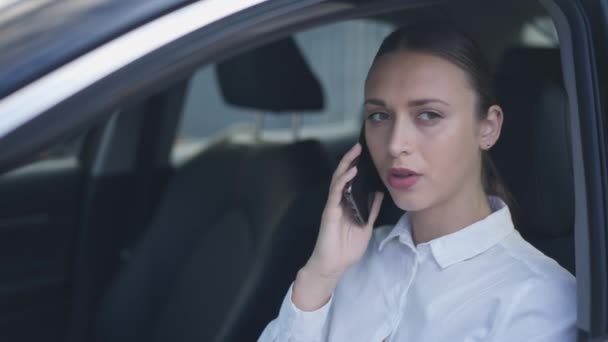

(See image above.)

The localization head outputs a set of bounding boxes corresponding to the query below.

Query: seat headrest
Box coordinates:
[493,47,573,239]
[215,37,324,113]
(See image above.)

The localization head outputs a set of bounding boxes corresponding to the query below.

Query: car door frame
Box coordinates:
[539,0,608,339]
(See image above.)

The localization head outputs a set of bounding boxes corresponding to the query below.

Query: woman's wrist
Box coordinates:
[291,265,341,312]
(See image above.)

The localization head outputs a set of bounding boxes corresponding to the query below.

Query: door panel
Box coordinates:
[0,157,84,342]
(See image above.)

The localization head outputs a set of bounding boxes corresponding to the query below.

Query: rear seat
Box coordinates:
[95,37,334,342]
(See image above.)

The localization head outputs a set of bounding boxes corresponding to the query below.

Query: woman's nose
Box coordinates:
[388,118,414,157]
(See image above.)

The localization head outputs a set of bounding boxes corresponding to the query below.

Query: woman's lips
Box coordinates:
[388,167,421,190]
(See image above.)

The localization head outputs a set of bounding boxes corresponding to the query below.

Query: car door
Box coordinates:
[0,2,294,342]
[0,133,90,342]
[574,0,608,340]
[0,1,264,341]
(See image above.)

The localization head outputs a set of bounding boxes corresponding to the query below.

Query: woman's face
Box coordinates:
[364,51,496,212]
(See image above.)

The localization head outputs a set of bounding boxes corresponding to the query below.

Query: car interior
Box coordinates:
[0,0,577,341]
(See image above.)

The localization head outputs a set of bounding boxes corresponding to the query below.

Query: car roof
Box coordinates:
[0,0,191,98]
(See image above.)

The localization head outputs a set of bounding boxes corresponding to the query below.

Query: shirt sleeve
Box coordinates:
[491,275,577,342]
[257,282,333,342]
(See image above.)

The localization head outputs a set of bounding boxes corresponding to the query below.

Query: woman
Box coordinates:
[258,24,576,341]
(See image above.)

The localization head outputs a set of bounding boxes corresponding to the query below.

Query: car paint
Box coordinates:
[0,0,268,138]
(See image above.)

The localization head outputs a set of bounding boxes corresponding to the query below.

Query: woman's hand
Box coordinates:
[292,143,384,311]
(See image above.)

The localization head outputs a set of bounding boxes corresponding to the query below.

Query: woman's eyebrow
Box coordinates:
[408,98,450,107]
[364,98,450,107]
[363,99,385,107]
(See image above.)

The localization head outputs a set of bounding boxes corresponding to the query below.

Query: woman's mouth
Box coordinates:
[388,167,421,190]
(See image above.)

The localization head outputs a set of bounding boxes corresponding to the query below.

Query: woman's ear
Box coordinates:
[479,105,504,150]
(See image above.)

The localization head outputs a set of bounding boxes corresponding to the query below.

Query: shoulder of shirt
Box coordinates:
[495,233,577,320]
[495,231,575,287]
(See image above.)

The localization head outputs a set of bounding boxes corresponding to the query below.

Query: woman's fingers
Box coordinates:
[331,143,361,186]
[327,143,361,209]
[366,192,385,228]
[327,165,357,208]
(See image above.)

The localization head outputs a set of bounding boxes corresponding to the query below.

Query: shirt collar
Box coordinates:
[378,196,515,269]
[378,213,416,252]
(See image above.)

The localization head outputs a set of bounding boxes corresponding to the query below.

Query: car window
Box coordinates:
[172,19,394,163]
[520,16,558,47]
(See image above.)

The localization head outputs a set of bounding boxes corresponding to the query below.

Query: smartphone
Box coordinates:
[342,126,386,224]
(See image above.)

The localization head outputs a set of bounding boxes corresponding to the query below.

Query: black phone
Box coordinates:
[342,126,386,224]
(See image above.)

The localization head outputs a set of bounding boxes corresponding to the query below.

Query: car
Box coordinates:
[0,0,606,341]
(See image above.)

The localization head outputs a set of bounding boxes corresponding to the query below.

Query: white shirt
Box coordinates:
[258,197,577,341]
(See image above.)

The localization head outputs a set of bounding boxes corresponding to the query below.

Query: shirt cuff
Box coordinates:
[277,282,333,341]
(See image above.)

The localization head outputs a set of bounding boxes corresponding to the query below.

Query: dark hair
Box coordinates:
[370,24,510,202]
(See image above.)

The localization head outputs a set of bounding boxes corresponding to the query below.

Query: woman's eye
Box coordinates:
[368,112,389,122]
[417,111,442,121]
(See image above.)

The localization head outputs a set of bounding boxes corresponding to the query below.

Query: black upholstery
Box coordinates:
[216,37,324,113]
[96,35,333,342]
[493,47,575,273]
[95,140,332,342]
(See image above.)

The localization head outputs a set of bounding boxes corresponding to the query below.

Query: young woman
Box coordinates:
[258,24,576,341]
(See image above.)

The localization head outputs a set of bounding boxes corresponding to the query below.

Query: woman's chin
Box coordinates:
[390,190,431,212]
